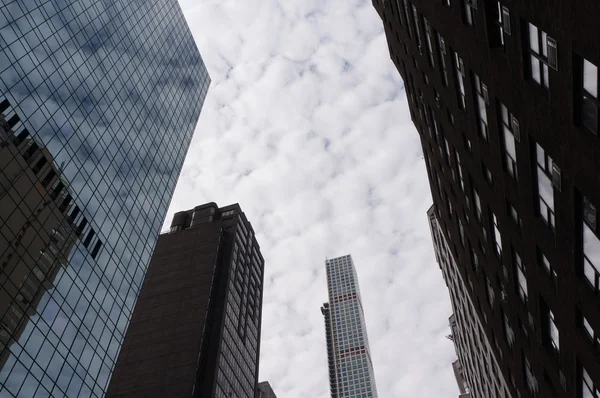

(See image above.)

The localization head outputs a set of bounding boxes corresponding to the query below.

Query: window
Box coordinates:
[515,251,528,304]
[538,247,557,282]
[462,0,477,26]
[503,313,515,347]
[527,22,557,88]
[509,202,522,229]
[535,142,556,230]
[524,355,539,395]
[545,307,560,355]
[473,188,482,222]
[455,150,464,191]
[438,34,449,86]
[580,57,599,134]
[489,2,511,48]
[582,313,600,349]
[394,0,404,25]
[500,103,519,179]
[403,0,413,38]
[412,5,423,54]
[581,366,599,398]
[424,18,435,67]
[491,212,502,257]
[583,196,600,291]
[454,52,467,109]
[473,73,490,140]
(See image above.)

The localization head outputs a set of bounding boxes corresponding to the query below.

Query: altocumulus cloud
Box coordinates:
[167,0,458,396]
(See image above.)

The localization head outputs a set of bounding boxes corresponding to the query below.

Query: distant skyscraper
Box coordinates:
[107,203,264,398]
[0,0,209,396]
[321,255,378,398]
[256,381,277,398]
[428,205,509,398]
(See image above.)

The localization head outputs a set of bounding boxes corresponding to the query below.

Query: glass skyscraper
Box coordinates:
[0,0,209,396]
[321,255,378,398]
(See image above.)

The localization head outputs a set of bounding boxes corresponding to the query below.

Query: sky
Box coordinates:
[167,0,458,396]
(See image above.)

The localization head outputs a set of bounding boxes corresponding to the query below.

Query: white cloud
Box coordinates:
[171,0,458,396]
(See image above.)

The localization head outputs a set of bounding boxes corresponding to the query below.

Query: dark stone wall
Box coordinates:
[373,0,600,397]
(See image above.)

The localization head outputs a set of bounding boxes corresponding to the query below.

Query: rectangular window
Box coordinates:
[403,0,413,38]
[524,356,539,395]
[492,212,502,257]
[438,34,449,86]
[489,2,510,48]
[424,19,435,67]
[473,188,482,222]
[527,22,555,88]
[538,247,557,282]
[455,150,464,191]
[581,366,599,398]
[503,313,515,347]
[536,143,556,230]
[583,196,600,291]
[454,52,467,109]
[473,73,490,140]
[580,57,599,134]
[500,103,519,179]
[412,5,423,54]
[462,0,477,26]
[394,0,404,25]
[545,308,560,355]
[515,251,528,304]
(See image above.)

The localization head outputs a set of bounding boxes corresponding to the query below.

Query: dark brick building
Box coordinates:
[107,203,264,398]
[373,1,600,397]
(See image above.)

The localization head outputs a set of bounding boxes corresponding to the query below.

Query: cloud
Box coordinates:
[170,0,458,396]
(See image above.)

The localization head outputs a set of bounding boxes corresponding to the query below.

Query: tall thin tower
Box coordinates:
[321,255,378,398]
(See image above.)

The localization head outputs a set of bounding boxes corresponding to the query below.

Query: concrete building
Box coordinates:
[321,255,378,398]
[107,203,264,398]
[373,1,600,395]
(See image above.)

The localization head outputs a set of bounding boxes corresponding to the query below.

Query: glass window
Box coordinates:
[500,103,518,179]
[581,58,599,134]
[515,251,528,304]
[535,142,556,229]
[528,22,551,88]
[582,367,599,398]
[473,73,489,140]
[454,52,467,109]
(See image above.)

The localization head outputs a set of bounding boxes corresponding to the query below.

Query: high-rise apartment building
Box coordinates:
[107,203,264,398]
[0,1,209,396]
[321,255,378,398]
[256,381,277,398]
[374,0,600,397]
[429,205,509,397]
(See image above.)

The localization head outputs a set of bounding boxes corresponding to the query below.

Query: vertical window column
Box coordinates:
[500,103,519,180]
[454,52,467,109]
[473,73,490,140]
[535,143,556,230]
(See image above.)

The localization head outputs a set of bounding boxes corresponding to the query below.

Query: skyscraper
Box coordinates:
[107,203,264,398]
[321,255,378,398]
[256,381,278,398]
[374,0,600,397]
[0,0,209,396]
[428,206,509,398]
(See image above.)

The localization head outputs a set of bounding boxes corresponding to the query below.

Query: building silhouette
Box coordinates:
[107,203,265,398]
[374,0,600,397]
[256,381,278,398]
[428,205,508,397]
[0,0,209,396]
[321,255,378,398]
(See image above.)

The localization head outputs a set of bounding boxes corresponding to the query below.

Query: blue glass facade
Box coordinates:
[0,0,209,396]
[322,255,378,398]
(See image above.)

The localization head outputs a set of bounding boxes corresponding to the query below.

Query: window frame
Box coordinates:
[527,22,551,89]
[579,56,600,134]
